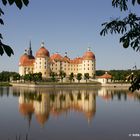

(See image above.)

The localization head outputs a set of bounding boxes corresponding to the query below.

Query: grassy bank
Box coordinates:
[0,82,12,86]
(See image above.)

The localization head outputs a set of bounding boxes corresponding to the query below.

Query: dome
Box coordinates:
[19,103,34,116]
[36,42,50,58]
[35,113,49,126]
[50,53,63,60]
[83,49,95,60]
[19,53,35,66]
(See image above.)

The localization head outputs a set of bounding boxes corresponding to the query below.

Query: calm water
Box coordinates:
[0,87,140,140]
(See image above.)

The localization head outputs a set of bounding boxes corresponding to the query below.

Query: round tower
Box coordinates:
[82,48,96,78]
[34,42,50,78]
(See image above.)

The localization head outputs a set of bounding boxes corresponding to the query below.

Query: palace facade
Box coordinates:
[19,42,96,78]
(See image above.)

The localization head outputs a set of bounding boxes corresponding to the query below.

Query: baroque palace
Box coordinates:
[19,42,96,78]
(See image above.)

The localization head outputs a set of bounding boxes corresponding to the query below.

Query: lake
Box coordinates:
[0,87,140,140]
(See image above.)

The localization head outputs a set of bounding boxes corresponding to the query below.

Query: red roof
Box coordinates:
[50,53,63,61]
[70,57,83,64]
[19,53,35,66]
[98,72,112,79]
[83,51,95,60]
[36,47,50,58]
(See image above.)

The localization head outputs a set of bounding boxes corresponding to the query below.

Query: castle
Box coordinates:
[19,42,96,79]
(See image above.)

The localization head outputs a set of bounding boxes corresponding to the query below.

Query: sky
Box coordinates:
[0,0,140,72]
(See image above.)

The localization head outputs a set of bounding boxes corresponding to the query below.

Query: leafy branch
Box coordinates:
[100,13,140,51]
[100,0,140,91]
[0,0,29,56]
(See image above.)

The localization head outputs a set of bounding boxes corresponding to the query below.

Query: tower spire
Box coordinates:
[28,40,33,56]
[29,40,31,49]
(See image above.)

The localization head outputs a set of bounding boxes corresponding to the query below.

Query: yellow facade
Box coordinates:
[19,42,96,79]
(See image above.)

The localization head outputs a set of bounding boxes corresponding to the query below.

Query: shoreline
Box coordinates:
[11,82,131,89]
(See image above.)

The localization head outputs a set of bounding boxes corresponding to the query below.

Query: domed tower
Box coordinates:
[19,42,35,76]
[82,48,96,78]
[34,42,50,78]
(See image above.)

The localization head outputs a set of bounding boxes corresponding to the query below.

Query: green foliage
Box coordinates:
[76,73,82,83]
[100,0,140,52]
[127,72,140,92]
[59,70,66,82]
[96,70,106,76]
[0,0,29,56]
[100,0,140,91]
[24,73,42,82]
[0,71,19,81]
[110,70,131,81]
[84,73,90,83]
[112,0,140,11]
[96,69,140,82]
[69,72,74,83]
[50,72,57,82]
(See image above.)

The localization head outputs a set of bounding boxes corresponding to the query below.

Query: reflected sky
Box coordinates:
[0,87,140,140]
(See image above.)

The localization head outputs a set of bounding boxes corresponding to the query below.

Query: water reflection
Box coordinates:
[0,87,140,140]
[98,87,140,101]
[14,88,97,127]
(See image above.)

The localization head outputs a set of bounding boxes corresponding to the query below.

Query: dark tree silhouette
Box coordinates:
[100,0,140,91]
[76,73,82,83]
[59,70,66,82]
[69,72,74,83]
[84,73,90,83]
[0,0,29,56]
[100,0,140,52]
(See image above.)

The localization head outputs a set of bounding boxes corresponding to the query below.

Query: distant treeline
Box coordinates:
[0,70,140,82]
[0,71,19,82]
[96,69,140,81]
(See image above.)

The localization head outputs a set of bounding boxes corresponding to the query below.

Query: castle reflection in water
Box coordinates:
[14,88,97,127]
[12,87,140,128]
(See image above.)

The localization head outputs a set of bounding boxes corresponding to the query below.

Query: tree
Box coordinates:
[59,70,66,82]
[0,71,19,81]
[0,0,29,56]
[24,73,32,82]
[32,72,42,82]
[84,73,90,83]
[76,73,82,83]
[100,0,140,91]
[50,72,57,82]
[69,72,74,83]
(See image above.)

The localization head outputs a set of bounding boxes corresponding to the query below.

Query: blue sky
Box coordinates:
[0,0,140,72]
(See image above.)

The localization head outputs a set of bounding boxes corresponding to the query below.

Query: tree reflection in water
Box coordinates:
[0,87,140,140]
[12,87,97,127]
